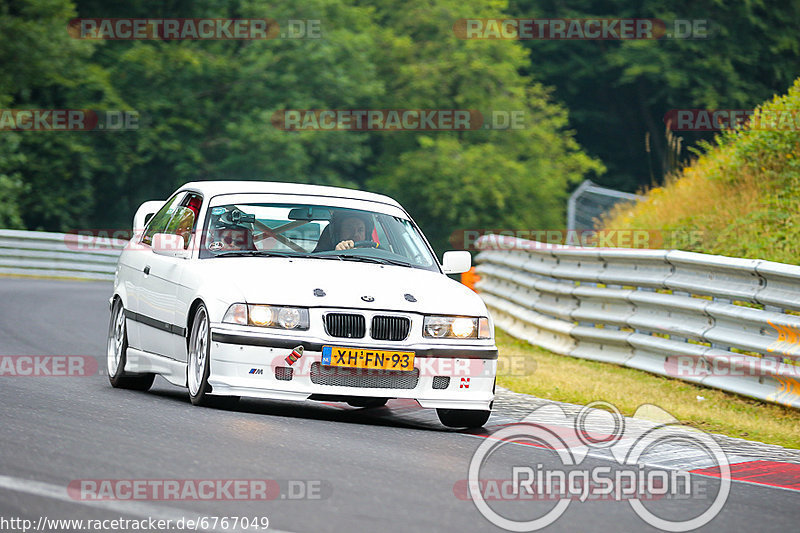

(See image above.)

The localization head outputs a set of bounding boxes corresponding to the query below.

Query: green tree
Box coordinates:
[366,0,602,253]
[508,0,800,191]
[0,0,108,230]
[80,0,386,228]
[3,0,602,247]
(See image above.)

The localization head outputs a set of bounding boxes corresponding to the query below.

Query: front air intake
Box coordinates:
[275,367,293,381]
[324,313,366,339]
[310,363,419,389]
[371,315,411,341]
[432,376,450,389]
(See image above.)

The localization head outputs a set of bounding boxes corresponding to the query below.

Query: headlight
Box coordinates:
[277,307,302,329]
[451,317,475,338]
[423,316,491,339]
[249,305,274,326]
[222,303,309,330]
[423,316,450,338]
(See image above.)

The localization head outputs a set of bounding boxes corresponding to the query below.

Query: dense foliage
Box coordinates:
[1,0,797,256]
[509,0,800,190]
[602,78,800,264]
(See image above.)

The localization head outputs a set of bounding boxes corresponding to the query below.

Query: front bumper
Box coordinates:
[207,327,497,410]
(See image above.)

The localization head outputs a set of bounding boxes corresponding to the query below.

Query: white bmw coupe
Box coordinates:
[108,181,497,428]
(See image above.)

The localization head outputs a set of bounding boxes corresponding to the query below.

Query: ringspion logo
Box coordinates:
[463,402,730,531]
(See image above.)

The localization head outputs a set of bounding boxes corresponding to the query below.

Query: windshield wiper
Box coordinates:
[214,250,303,258]
[333,255,414,268]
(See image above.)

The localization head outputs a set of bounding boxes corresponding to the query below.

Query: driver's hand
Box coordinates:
[335,240,354,251]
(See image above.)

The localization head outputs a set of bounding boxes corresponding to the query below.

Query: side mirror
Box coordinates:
[133,200,165,235]
[152,233,190,259]
[442,250,471,274]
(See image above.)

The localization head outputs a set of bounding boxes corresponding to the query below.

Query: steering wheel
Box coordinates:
[353,240,378,249]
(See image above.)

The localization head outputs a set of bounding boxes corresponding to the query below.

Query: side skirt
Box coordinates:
[125,347,187,387]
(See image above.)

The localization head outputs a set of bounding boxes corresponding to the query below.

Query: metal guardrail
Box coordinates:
[3,229,799,408]
[0,229,125,281]
[567,180,644,231]
[475,236,800,408]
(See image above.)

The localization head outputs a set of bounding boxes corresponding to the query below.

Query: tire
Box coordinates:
[436,408,491,429]
[347,397,389,408]
[187,304,239,408]
[107,298,155,391]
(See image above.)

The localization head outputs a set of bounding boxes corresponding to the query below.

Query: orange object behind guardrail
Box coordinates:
[461,267,480,292]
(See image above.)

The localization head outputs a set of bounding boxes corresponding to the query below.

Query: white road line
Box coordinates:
[0,474,296,533]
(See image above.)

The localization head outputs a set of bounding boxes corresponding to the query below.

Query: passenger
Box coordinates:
[207,225,255,252]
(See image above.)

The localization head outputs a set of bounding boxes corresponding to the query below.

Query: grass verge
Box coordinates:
[495,329,800,449]
[600,78,800,264]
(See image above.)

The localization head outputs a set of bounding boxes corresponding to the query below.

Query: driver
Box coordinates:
[334,215,366,250]
[313,211,373,252]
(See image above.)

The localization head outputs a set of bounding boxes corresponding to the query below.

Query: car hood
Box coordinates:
[196,256,486,315]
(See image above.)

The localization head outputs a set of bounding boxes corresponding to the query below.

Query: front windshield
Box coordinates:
[199,202,439,272]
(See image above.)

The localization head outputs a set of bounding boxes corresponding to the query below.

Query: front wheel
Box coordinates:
[436,408,491,429]
[187,304,238,408]
[107,298,155,391]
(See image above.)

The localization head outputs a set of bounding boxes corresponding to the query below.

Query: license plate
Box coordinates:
[321,346,415,372]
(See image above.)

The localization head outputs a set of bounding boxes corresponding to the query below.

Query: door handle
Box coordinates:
[144,265,151,275]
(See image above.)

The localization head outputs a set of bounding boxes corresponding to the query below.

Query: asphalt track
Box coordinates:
[0,278,798,532]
